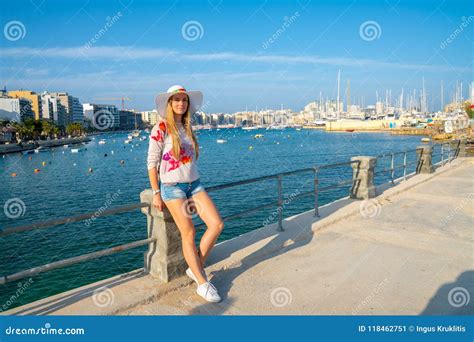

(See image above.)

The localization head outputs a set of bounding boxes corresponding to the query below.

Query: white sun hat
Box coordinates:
[155,85,203,118]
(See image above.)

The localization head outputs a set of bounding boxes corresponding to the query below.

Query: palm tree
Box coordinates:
[41,120,56,139]
[11,122,33,141]
[66,123,84,137]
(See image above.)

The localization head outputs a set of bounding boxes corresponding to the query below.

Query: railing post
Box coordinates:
[314,168,320,217]
[441,143,444,165]
[390,153,395,185]
[448,142,452,162]
[416,145,434,174]
[403,151,407,181]
[140,189,187,282]
[350,156,377,200]
[448,140,460,161]
[277,175,284,232]
[457,138,467,157]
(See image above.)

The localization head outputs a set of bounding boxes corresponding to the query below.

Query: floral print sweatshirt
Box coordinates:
[146,120,200,183]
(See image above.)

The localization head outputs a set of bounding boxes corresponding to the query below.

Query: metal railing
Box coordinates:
[0,141,462,285]
[374,148,422,184]
[374,141,460,184]
[433,140,460,166]
[0,203,151,285]
[195,159,360,231]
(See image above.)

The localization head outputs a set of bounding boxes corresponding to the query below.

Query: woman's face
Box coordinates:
[170,93,189,115]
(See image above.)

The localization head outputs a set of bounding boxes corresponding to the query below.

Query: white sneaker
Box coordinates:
[186,267,207,284]
[196,281,221,303]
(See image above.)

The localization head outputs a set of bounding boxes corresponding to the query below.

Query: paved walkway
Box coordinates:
[122,158,473,315]
[5,158,473,315]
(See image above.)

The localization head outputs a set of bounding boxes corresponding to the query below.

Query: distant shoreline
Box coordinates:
[0,136,91,155]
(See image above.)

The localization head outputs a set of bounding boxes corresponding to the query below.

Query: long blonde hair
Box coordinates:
[165,95,199,160]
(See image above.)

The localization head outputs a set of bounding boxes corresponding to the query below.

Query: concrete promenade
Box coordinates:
[4,157,473,315]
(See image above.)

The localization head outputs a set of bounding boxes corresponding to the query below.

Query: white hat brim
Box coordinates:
[155,90,203,118]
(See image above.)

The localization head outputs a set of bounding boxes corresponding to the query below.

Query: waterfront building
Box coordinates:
[119,109,143,130]
[8,90,42,120]
[82,103,119,130]
[50,92,83,125]
[0,97,35,122]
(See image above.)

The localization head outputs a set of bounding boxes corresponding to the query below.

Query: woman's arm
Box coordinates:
[147,122,166,210]
[148,167,160,191]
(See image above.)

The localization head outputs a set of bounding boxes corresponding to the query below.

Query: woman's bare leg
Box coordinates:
[163,198,207,285]
[190,191,224,266]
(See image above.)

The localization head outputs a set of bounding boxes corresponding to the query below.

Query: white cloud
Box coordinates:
[1,46,469,73]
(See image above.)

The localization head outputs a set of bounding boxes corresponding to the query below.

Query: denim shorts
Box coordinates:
[159,178,205,201]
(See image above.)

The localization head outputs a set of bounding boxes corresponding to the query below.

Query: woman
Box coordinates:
[147,85,224,303]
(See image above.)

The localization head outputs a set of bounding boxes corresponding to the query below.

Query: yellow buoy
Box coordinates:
[42,161,46,166]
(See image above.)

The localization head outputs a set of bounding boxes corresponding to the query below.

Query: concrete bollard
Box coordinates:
[350,156,377,200]
[140,189,187,282]
[416,145,434,174]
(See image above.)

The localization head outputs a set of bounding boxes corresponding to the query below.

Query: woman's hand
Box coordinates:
[152,194,165,211]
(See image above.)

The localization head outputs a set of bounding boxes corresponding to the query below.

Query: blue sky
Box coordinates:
[1,0,473,112]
